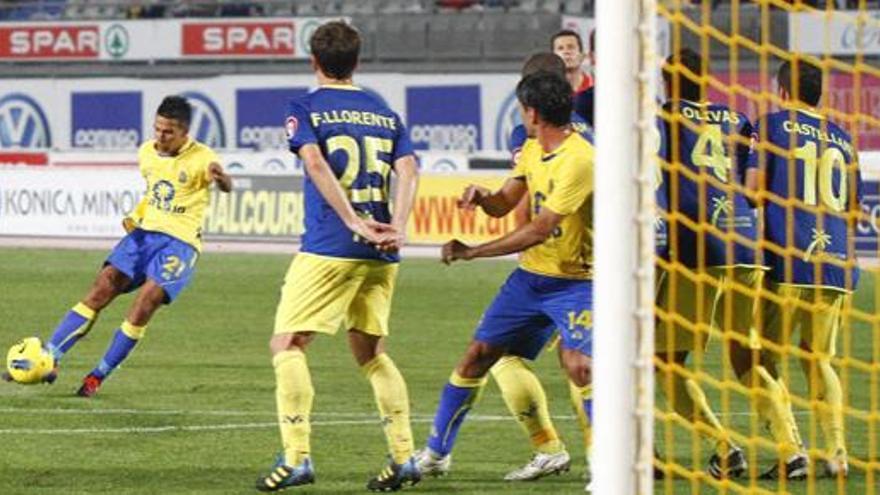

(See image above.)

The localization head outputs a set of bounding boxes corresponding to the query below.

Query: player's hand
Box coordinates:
[376,231,407,253]
[350,218,397,246]
[458,185,491,210]
[441,239,473,265]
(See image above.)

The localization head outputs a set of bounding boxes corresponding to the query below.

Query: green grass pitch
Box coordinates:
[0,248,876,494]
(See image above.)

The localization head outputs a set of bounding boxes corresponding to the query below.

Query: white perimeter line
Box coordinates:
[0,406,780,419]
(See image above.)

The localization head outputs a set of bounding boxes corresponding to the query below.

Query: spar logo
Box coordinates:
[0,93,51,149]
[495,90,521,151]
[0,25,99,59]
[182,21,295,57]
[181,92,226,148]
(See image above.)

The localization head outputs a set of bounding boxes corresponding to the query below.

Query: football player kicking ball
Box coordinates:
[415,70,595,492]
[254,21,420,493]
[4,96,232,396]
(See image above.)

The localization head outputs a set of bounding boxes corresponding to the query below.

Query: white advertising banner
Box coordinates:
[0,73,520,155]
[0,17,332,61]
[0,167,142,237]
[789,10,880,55]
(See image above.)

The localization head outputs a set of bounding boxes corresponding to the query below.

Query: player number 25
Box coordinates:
[794,141,847,212]
[326,135,393,203]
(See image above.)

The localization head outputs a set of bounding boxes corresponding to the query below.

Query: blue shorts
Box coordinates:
[105,229,199,304]
[474,268,593,359]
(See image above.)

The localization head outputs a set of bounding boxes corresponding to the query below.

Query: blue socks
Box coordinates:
[426,373,486,456]
[47,302,97,360]
[91,321,146,379]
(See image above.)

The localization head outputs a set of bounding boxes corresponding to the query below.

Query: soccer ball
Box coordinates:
[5,337,55,385]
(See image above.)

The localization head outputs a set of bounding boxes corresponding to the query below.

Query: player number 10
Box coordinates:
[794,141,847,212]
[326,135,393,203]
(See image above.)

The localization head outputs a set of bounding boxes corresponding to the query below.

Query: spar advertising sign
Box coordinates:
[0,17,331,61]
[0,73,519,155]
[789,11,880,55]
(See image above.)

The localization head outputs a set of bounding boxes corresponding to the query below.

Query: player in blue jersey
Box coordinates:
[744,57,863,479]
[2,96,233,397]
[415,71,595,492]
[254,22,421,493]
[658,48,806,480]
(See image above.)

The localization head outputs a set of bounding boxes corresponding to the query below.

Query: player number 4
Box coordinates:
[690,124,732,183]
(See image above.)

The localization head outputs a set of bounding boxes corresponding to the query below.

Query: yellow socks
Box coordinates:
[274,349,313,466]
[812,358,846,458]
[569,380,592,459]
[362,353,414,464]
[491,356,565,455]
[749,366,804,458]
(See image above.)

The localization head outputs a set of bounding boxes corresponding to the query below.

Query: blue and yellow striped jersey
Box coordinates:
[286,85,414,262]
[746,107,863,290]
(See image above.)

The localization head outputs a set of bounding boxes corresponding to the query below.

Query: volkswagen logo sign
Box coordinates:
[0,93,51,149]
[181,91,226,149]
[494,90,521,151]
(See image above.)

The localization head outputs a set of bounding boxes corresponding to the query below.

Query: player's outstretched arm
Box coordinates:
[208,162,233,192]
[458,177,527,218]
[299,144,394,245]
[380,155,419,252]
[441,206,562,265]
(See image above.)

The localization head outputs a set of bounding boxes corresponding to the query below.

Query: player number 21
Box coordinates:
[326,135,393,203]
[794,141,847,212]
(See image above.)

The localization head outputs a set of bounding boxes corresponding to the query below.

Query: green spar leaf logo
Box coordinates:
[104,24,130,59]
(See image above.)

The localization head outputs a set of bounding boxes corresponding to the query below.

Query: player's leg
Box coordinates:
[46,244,135,362]
[491,352,569,480]
[797,288,848,477]
[77,234,198,398]
[256,254,362,492]
[417,269,551,476]
[655,267,745,478]
[722,269,806,480]
[342,260,419,491]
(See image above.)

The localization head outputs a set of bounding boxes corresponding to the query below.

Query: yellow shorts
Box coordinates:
[656,265,764,353]
[763,282,849,357]
[273,253,398,337]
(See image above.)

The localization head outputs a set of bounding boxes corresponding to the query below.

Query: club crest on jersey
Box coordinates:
[285,115,298,139]
[178,171,188,184]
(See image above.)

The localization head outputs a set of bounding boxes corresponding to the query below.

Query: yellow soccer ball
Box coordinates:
[6,337,55,385]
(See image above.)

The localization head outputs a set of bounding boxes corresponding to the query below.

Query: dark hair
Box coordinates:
[157,96,192,128]
[777,57,823,106]
[551,29,583,52]
[662,48,704,102]
[589,29,595,54]
[310,21,360,80]
[521,52,566,78]
[516,71,573,127]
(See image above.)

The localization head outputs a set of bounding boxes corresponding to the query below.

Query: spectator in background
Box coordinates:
[551,29,593,123]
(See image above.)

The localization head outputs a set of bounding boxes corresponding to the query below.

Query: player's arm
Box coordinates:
[512,194,531,228]
[208,162,233,192]
[442,206,561,264]
[299,144,392,244]
[381,154,419,251]
[458,178,528,218]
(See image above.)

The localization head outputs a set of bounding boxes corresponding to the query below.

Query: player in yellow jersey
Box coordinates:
[16,96,232,397]
[415,71,595,492]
